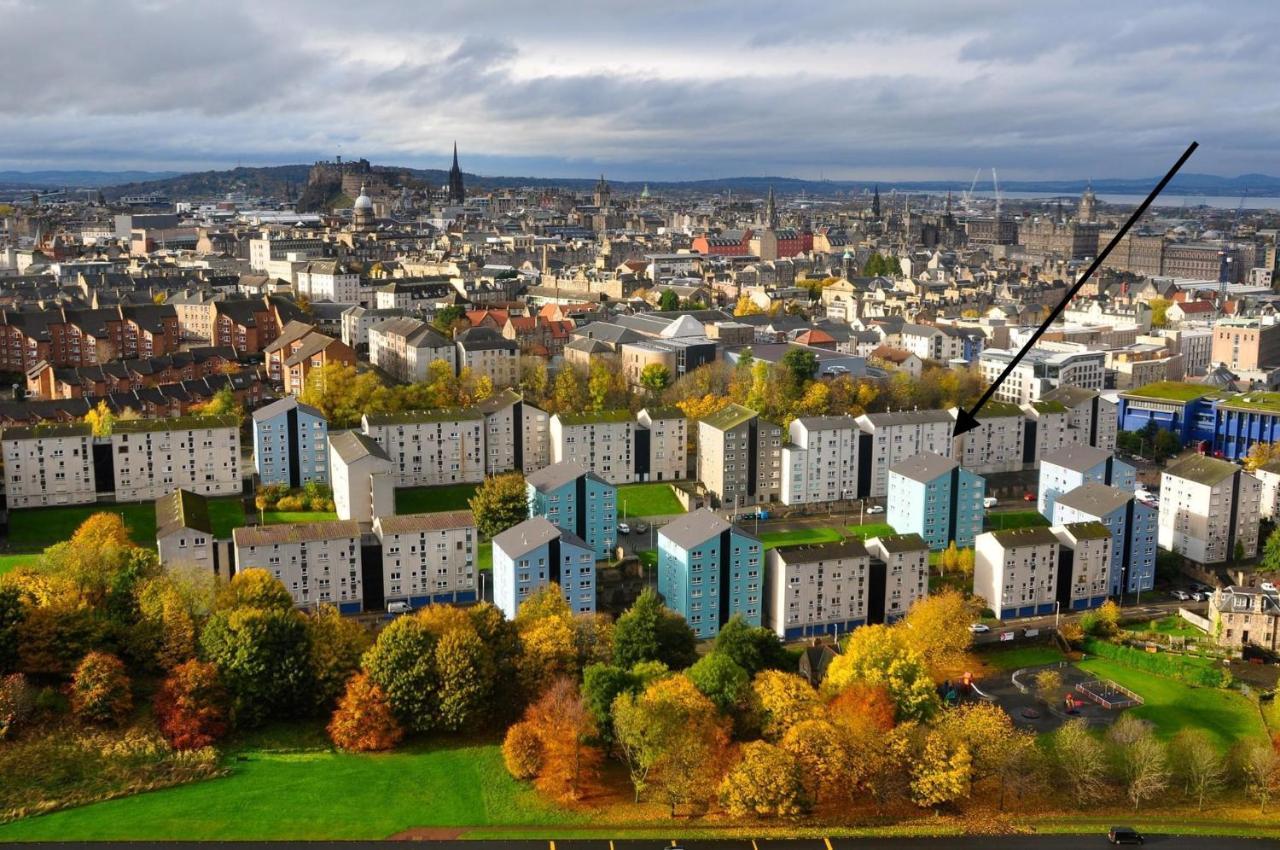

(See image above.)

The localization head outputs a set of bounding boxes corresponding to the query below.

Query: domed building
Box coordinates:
[352,183,375,231]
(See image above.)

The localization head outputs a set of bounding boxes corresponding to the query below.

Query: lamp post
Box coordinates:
[1053,599,1061,630]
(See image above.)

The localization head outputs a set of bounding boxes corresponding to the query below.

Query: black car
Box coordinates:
[634,522,650,534]
[1108,826,1144,845]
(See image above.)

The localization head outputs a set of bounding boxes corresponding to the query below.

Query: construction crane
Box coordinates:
[1218,191,1247,299]
[961,168,982,209]
[992,168,1002,220]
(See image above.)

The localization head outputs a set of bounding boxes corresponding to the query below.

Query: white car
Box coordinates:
[983,496,999,509]
[617,522,631,535]
[1171,590,1190,601]
[867,505,885,515]
[968,623,991,633]
[1262,582,1278,594]
[387,601,411,615]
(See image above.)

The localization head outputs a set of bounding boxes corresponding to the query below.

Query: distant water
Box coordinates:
[970,190,1280,211]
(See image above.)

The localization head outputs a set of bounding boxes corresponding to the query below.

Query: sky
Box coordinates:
[2,0,1278,181]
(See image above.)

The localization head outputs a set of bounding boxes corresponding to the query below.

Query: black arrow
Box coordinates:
[953,141,1199,438]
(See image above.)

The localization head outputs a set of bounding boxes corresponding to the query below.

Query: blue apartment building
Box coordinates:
[886,452,985,550]
[657,508,762,639]
[1051,481,1156,595]
[1038,444,1136,519]
[492,516,595,620]
[526,460,617,559]
[252,397,330,487]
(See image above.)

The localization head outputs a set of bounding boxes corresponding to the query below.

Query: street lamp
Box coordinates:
[1053,599,1061,630]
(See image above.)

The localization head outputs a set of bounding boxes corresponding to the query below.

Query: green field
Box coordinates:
[7,502,159,550]
[1141,615,1206,638]
[985,510,1050,531]
[759,527,844,550]
[844,523,895,540]
[209,499,247,537]
[978,645,1065,671]
[476,541,493,572]
[262,510,339,525]
[395,484,478,515]
[0,738,584,841]
[617,483,685,517]
[1077,656,1265,749]
[0,553,39,577]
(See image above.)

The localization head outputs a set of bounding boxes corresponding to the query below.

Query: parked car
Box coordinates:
[1190,591,1205,602]
[1171,590,1190,601]
[1023,492,1036,502]
[983,496,999,509]
[634,522,650,534]
[867,505,885,515]
[1262,582,1278,594]
[968,623,991,633]
[1108,826,1144,845]
[387,601,411,615]
[617,522,631,535]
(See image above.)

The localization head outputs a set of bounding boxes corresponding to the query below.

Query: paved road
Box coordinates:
[20,837,1280,849]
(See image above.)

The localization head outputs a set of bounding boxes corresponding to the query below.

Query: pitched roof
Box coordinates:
[526,459,592,492]
[492,516,563,559]
[155,488,212,538]
[1164,453,1242,487]
[889,451,958,483]
[329,430,391,464]
[1055,482,1134,517]
[252,396,325,423]
[660,508,757,549]
[1041,444,1113,473]
[234,519,360,546]
[375,510,475,535]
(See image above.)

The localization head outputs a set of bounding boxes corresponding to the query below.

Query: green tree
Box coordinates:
[1154,429,1181,462]
[780,348,818,392]
[713,613,789,675]
[361,614,440,732]
[469,472,529,539]
[1261,527,1280,573]
[1149,297,1171,328]
[612,588,697,670]
[200,607,313,727]
[432,304,466,333]
[581,663,640,738]
[639,363,672,395]
[305,606,371,711]
[687,652,749,712]
[658,289,680,311]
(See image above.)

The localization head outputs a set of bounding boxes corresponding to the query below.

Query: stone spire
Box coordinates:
[765,185,778,230]
[448,141,465,204]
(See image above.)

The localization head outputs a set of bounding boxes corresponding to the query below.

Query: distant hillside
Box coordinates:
[91,165,1280,201]
[0,169,181,190]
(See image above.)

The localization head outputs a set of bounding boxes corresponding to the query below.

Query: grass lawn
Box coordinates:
[7,502,158,551]
[0,737,586,841]
[0,553,39,577]
[1077,656,1266,749]
[617,482,685,517]
[395,484,478,515]
[759,527,844,550]
[476,541,492,572]
[208,499,247,538]
[985,509,1050,531]
[844,522,895,539]
[1141,615,1206,638]
[977,644,1065,671]
[262,510,339,525]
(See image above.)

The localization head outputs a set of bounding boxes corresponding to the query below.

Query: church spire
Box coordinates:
[448,141,465,204]
[872,185,881,219]
[765,185,778,230]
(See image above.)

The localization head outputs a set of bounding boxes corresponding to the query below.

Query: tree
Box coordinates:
[84,399,116,437]
[215,568,295,613]
[200,607,312,727]
[328,672,403,752]
[780,718,853,805]
[0,673,36,739]
[154,659,229,750]
[1149,297,1171,328]
[1170,729,1225,810]
[734,296,765,316]
[432,304,466,334]
[826,681,896,734]
[687,653,749,713]
[1034,669,1063,705]
[751,669,821,741]
[581,663,640,738]
[587,358,626,412]
[713,613,788,675]
[1245,441,1280,472]
[1154,429,1181,461]
[469,472,529,539]
[194,385,244,421]
[550,366,587,414]
[938,541,959,575]
[361,613,440,732]
[611,588,698,671]
[1052,718,1107,806]
[70,651,132,726]
[823,625,939,722]
[428,612,491,730]
[0,587,22,674]
[780,348,818,392]
[523,677,602,801]
[1236,739,1280,812]
[1108,720,1167,811]
[658,289,679,311]
[639,363,672,395]
[911,730,972,809]
[299,363,392,429]
[514,587,580,696]
[900,590,977,674]
[719,741,808,817]
[503,720,544,780]
[305,606,371,711]
[612,674,729,813]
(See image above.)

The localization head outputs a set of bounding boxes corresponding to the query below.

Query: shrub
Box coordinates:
[0,673,37,739]
[502,719,544,780]
[154,660,230,750]
[255,483,289,511]
[328,673,403,752]
[275,495,305,512]
[1083,638,1231,688]
[70,652,132,726]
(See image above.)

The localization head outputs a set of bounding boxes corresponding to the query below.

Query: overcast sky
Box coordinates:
[2,0,1277,180]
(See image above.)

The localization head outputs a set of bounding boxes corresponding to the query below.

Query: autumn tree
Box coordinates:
[503,720,544,780]
[751,669,821,741]
[214,568,295,613]
[1034,669,1063,705]
[823,624,939,722]
[581,662,641,739]
[305,605,371,711]
[154,659,229,750]
[1245,441,1280,472]
[514,586,581,697]
[70,651,132,726]
[299,363,392,428]
[900,589,978,674]
[1235,739,1280,812]
[0,587,21,674]
[826,681,896,734]
[469,472,529,539]
[1107,716,1169,811]
[1052,718,1107,806]
[522,677,602,801]
[781,718,854,805]
[911,729,972,809]
[719,741,809,817]
[639,363,672,395]
[733,296,765,316]
[550,365,588,414]
[200,604,312,727]
[328,672,404,752]
[687,652,749,713]
[1170,729,1225,810]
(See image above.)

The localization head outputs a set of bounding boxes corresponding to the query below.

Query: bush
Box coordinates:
[154,660,230,751]
[0,673,37,739]
[1083,638,1231,688]
[502,719,544,780]
[275,495,305,512]
[70,652,132,726]
[328,673,403,752]
[255,483,289,511]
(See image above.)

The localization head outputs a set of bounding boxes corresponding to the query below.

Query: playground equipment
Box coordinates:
[1075,679,1143,710]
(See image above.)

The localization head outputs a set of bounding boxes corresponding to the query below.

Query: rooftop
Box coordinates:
[492,516,563,558]
[772,538,869,562]
[155,488,212,538]
[1164,453,1242,487]
[660,508,757,550]
[988,526,1059,547]
[1041,444,1114,472]
[329,430,392,464]
[889,451,958,484]
[364,408,485,426]
[376,510,475,535]
[1055,482,1135,518]
[701,403,758,431]
[1060,520,1114,542]
[554,409,634,426]
[1217,392,1280,415]
[869,533,929,554]
[234,519,361,546]
[1122,381,1213,403]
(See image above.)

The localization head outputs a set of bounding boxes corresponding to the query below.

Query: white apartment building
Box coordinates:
[1159,454,1262,564]
[780,415,860,505]
[362,409,486,487]
[111,415,241,502]
[637,407,688,482]
[233,520,363,611]
[1256,459,1280,521]
[1052,522,1113,611]
[1022,399,1077,464]
[368,318,455,383]
[329,431,395,524]
[549,411,636,485]
[1039,386,1118,452]
[340,306,405,350]
[765,539,870,639]
[949,403,1024,474]
[455,328,519,388]
[974,527,1060,620]
[865,534,929,623]
[477,390,551,477]
[1,422,96,508]
[295,260,361,304]
[979,348,1106,405]
[854,410,953,499]
[374,510,478,607]
[247,236,323,272]
[155,489,216,570]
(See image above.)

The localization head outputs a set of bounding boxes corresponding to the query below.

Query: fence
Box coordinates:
[1179,607,1213,632]
[1083,638,1232,688]
[1076,679,1144,709]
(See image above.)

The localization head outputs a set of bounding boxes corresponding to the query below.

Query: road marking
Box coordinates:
[752,841,759,850]
[825,838,834,850]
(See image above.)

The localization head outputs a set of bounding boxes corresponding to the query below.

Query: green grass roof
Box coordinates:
[700,403,756,431]
[115,414,240,434]
[1217,392,1280,414]
[365,408,485,425]
[1122,381,1212,403]
[555,409,634,426]
[979,400,1023,419]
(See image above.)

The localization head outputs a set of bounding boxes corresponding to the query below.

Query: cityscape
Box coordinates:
[4,2,1280,848]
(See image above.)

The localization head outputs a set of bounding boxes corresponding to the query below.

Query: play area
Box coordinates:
[975,661,1142,733]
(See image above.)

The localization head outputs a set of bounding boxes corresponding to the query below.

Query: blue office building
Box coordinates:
[1038,444,1136,520]
[658,508,762,639]
[252,397,329,487]
[526,460,617,559]
[886,452,984,550]
[1051,482,1156,595]
[1116,383,1280,462]
[492,516,595,620]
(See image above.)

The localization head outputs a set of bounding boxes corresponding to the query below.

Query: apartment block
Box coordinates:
[1037,444,1136,520]
[1052,482,1156,595]
[1,422,96,507]
[526,460,617,559]
[549,411,637,485]
[979,348,1105,405]
[374,510,478,608]
[111,415,241,502]
[155,488,224,573]
[492,516,596,620]
[886,452,985,550]
[329,431,395,523]
[1052,522,1113,611]
[865,534,929,623]
[363,409,486,487]
[233,520,363,613]
[765,539,870,639]
[658,509,763,639]
[637,407,688,482]
[1039,386,1118,452]
[974,527,1060,620]
[949,402,1024,474]
[368,317,455,383]
[252,397,329,488]
[780,415,860,505]
[697,403,783,508]
[1256,459,1280,521]
[479,390,550,478]
[1159,454,1262,565]
[854,409,953,499]
[455,327,519,388]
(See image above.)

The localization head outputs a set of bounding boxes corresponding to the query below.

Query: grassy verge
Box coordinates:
[617,483,686,517]
[984,510,1050,531]
[759,528,844,550]
[8,503,159,550]
[0,553,39,578]
[261,510,339,525]
[843,523,895,539]
[395,484,478,515]
[976,644,1065,671]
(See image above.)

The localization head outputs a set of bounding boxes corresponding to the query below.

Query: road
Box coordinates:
[22,836,1280,849]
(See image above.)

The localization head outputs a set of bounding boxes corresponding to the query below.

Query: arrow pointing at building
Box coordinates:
[953,141,1199,438]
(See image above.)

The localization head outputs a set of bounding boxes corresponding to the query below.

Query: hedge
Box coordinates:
[1082,638,1232,688]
